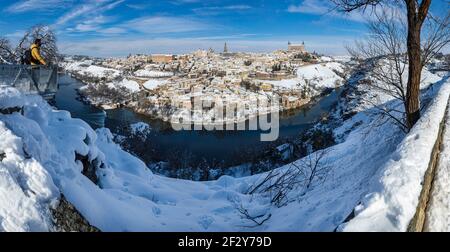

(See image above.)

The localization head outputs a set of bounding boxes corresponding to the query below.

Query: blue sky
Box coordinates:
[0,0,448,57]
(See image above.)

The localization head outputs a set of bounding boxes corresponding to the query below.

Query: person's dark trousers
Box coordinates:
[30,65,41,91]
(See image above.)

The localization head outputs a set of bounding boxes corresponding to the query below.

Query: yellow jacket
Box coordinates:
[30,44,46,65]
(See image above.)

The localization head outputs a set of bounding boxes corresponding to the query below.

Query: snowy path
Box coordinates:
[425,101,450,232]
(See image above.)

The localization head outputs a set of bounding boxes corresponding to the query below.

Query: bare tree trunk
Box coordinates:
[405,23,422,128]
[405,0,431,129]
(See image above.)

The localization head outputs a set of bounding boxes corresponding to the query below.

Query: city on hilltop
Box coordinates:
[62,41,345,124]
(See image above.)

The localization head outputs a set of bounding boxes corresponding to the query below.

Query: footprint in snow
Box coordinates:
[152,206,161,216]
[198,215,215,230]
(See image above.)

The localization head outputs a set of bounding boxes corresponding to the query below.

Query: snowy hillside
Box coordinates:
[61,60,121,81]
[342,76,450,231]
[1,65,449,231]
[265,62,346,92]
[107,79,141,93]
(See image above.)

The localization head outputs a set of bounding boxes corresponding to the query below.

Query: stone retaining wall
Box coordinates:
[407,100,450,232]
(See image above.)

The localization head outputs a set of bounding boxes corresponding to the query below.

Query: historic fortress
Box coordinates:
[288,41,306,53]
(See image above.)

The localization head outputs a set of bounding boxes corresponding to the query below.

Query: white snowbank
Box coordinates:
[265,62,344,91]
[115,79,140,93]
[0,87,247,231]
[143,79,168,90]
[342,77,450,232]
[0,86,41,109]
[333,56,352,63]
[134,69,173,78]
[0,120,58,231]
[320,56,333,62]
[63,60,121,80]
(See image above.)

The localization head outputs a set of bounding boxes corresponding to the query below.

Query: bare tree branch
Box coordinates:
[331,0,384,12]
[235,204,272,227]
[246,149,331,207]
[0,38,14,64]
[421,11,450,66]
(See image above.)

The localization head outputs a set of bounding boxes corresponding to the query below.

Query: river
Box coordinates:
[55,74,340,166]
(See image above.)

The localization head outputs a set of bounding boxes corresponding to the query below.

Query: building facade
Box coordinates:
[288,41,306,53]
[151,54,175,63]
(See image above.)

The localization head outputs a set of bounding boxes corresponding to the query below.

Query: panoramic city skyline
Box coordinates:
[3,0,447,56]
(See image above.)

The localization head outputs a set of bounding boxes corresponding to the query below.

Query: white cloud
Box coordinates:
[5,30,26,38]
[124,16,213,34]
[171,0,201,4]
[193,5,253,16]
[58,35,360,57]
[5,0,72,13]
[198,5,252,11]
[287,0,328,14]
[67,15,115,33]
[72,24,97,32]
[56,0,123,26]
[126,3,151,10]
[99,27,127,34]
[61,12,214,37]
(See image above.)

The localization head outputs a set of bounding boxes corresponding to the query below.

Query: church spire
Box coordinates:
[224,42,228,53]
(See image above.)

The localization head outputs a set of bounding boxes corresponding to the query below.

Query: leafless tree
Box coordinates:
[0,38,14,63]
[294,149,331,190]
[421,11,450,66]
[346,10,410,131]
[246,149,330,207]
[332,0,449,129]
[15,25,59,64]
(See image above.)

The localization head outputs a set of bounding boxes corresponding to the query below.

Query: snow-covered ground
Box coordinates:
[143,79,168,90]
[341,76,450,231]
[107,79,140,93]
[264,62,345,92]
[62,60,121,80]
[1,65,449,231]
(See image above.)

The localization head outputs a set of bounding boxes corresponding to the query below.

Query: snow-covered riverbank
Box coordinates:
[61,56,349,125]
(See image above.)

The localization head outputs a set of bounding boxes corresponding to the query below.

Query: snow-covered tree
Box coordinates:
[0,38,13,64]
[15,25,59,64]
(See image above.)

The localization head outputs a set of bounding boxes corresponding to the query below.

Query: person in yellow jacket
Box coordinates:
[30,39,46,66]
